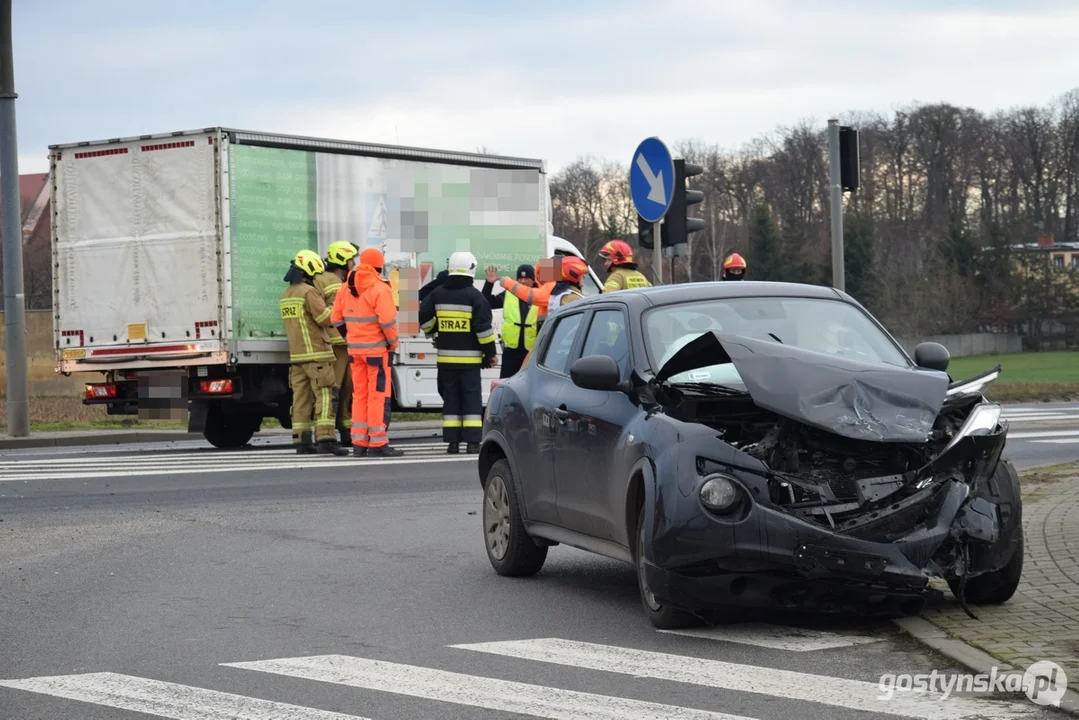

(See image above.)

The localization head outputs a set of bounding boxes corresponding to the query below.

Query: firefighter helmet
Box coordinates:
[560,256,589,284]
[448,251,478,277]
[293,249,325,277]
[326,240,359,266]
[722,253,746,280]
[599,239,634,265]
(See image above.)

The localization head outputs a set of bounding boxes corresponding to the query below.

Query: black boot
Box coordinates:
[447,442,460,454]
[296,431,317,454]
[369,444,404,457]
[353,446,368,457]
[317,439,350,456]
[466,442,480,454]
[339,428,351,448]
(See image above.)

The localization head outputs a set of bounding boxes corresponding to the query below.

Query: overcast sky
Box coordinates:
[11,0,1079,176]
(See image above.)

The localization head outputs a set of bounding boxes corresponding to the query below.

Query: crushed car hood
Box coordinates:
[654,331,951,443]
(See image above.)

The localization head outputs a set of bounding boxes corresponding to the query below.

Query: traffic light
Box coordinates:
[839,126,860,191]
[666,159,705,248]
[637,213,657,249]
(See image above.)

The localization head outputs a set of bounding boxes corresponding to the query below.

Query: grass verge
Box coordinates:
[0,395,438,433]
[946,350,1079,402]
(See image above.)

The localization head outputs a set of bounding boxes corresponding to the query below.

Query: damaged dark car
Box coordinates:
[477,281,1022,628]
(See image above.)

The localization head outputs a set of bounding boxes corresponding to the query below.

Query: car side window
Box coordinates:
[580,309,630,379]
[539,313,584,375]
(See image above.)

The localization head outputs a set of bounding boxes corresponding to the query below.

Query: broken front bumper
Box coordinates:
[648,411,1010,615]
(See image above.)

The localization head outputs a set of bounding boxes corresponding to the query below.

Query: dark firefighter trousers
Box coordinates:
[437,366,483,444]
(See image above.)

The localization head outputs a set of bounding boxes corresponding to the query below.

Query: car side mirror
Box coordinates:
[914,341,950,372]
[570,355,623,392]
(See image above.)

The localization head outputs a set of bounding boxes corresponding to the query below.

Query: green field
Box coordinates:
[946,350,1079,402]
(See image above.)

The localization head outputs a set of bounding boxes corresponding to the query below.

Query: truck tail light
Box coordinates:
[200,379,233,394]
[85,383,118,399]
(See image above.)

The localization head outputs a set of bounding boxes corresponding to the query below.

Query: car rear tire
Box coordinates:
[483,459,547,576]
[948,528,1024,605]
[635,507,702,630]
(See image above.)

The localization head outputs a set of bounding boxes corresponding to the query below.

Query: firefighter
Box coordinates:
[599,239,651,292]
[722,253,747,280]
[483,263,537,378]
[330,246,404,457]
[314,240,359,449]
[280,249,349,456]
[419,251,497,454]
[547,256,589,315]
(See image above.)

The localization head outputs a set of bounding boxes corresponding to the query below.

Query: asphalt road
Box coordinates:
[0,409,1076,720]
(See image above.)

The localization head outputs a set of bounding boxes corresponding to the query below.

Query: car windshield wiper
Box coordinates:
[669,382,749,397]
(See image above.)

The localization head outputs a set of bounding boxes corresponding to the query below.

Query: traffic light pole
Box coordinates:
[0,0,29,437]
[827,119,845,292]
[653,220,662,285]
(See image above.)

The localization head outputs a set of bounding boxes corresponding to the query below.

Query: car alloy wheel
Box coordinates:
[484,474,511,561]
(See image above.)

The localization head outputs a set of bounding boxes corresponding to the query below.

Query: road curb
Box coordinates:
[893,616,1079,715]
[0,420,443,450]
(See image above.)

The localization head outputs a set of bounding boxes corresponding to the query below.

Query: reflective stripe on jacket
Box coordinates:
[330,264,400,357]
[313,270,346,346]
[603,266,651,293]
[418,275,497,366]
[501,293,538,350]
[280,282,335,363]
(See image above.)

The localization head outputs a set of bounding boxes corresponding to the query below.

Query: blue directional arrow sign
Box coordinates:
[629,137,675,223]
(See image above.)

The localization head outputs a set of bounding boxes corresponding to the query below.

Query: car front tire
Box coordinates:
[482,459,547,576]
[949,528,1024,605]
[635,507,702,630]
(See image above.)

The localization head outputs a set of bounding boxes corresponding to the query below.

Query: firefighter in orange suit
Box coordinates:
[330,246,404,457]
[315,240,359,448]
[281,249,349,456]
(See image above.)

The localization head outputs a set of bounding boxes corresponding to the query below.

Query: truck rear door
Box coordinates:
[53,130,228,372]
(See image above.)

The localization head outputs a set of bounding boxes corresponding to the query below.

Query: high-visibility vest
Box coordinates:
[502,294,539,350]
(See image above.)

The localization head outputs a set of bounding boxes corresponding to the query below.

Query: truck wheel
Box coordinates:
[204,403,260,449]
[482,459,547,576]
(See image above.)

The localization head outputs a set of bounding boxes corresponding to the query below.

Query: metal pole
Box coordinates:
[1,0,29,437]
[828,118,845,292]
[653,220,662,285]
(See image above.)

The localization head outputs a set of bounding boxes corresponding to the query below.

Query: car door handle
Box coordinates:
[554,405,569,420]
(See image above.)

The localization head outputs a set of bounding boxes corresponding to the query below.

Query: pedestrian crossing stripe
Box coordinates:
[0,637,1043,720]
[0,443,474,482]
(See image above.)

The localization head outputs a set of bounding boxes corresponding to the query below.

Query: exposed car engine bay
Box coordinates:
[658,386,996,536]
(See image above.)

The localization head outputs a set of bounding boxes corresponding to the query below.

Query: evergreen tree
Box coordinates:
[747,203,784,281]
[843,211,880,310]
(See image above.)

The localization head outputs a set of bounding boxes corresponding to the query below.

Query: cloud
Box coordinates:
[13,0,1079,177]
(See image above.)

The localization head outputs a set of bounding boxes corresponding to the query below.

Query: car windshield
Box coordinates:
[643,296,910,386]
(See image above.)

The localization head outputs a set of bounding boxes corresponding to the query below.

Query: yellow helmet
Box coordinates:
[326,240,358,266]
[293,249,325,277]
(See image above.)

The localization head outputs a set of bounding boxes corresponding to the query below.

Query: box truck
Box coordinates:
[50,127,602,447]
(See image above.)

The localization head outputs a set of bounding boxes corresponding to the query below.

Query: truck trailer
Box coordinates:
[49,127,602,448]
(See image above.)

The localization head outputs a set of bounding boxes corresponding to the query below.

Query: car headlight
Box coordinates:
[941,402,1002,454]
[700,474,739,511]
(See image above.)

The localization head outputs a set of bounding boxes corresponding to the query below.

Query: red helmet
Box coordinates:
[560,256,589,284]
[723,253,746,270]
[599,239,633,265]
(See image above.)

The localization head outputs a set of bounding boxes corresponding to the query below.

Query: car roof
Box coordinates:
[576,280,853,311]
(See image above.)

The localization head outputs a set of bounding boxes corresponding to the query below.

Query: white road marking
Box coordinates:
[223,654,756,720]
[0,454,475,482]
[658,622,882,651]
[450,638,1040,720]
[1004,415,1079,422]
[1008,430,1079,439]
[0,671,369,719]
[1031,438,1079,444]
[0,443,451,466]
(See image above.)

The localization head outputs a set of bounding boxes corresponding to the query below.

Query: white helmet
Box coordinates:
[448,251,478,276]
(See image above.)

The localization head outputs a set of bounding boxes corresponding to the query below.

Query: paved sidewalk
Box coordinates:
[915,462,1079,700]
